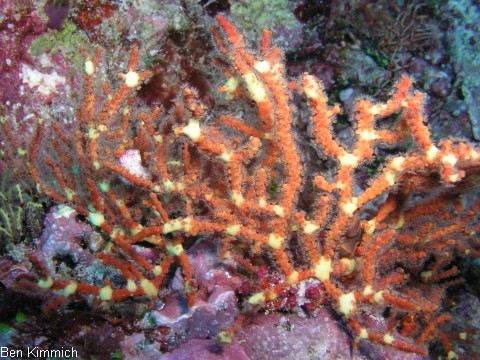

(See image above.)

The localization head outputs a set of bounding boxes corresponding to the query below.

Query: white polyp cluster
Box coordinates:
[119,149,151,180]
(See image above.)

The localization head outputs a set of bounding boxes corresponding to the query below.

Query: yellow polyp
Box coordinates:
[384,171,396,186]
[163,218,182,233]
[88,127,99,139]
[218,331,233,344]
[358,130,378,141]
[130,224,143,236]
[335,181,346,189]
[140,279,157,297]
[154,134,163,143]
[313,257,332,281]
[303,221,319,235]
[98,180,110,192]
[153,265,162,276]
[226,224,240,236]
[97,124,107,132]
[222,77,239,100]
[104,241,114,252]
[258,197,267,207]
[273,205,284,217]
[127,279,137,292]
[248,291,266,305]
[340,258,356,275]
[217,152,232,162]
[442,153,458,167]
[359,328,369,339]
[363,285,374,296]
[340,198,358,217]
[420,271,432,282]
[427,145,439,161]
[181,119,201,141]
[339,153,359,167]
[368,104,387,115]
[124,70,140,88]
[448,173,460,182]
[64,188,75,201]
[383,333,394,344]
[338,292,356,316]
[286,271,299,284]
[163,180,175,192]
[373,291,384,304]
[268,233,284,249]
[54,205,76,219]
[459,332,467,340]
[38,277,53,289]
[110,226,126,240]
[243,73,267,103]
[17,148,27,156]
[63,282,77,296]
[84,60,94,75]
[182,217,193,233]
[394,214,405,229]
[364,220,376,235]
[447,351,458,360]
[99,285,113,301]
[88,211,105,227]
[391,156,405,171]
[166,242,184,256]
[167,160,182,166]
[254,60,270,73]
[231,191,244,206]
[303,74,321,99]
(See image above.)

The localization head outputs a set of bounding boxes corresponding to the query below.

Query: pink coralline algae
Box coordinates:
[37,205,94,274]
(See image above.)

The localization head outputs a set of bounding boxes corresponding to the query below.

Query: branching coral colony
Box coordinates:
[1,16,480,356]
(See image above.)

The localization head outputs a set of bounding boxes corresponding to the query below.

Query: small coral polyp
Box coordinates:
[1,16,479,357]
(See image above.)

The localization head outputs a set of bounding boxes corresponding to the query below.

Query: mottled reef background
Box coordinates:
[1,1,479,359]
